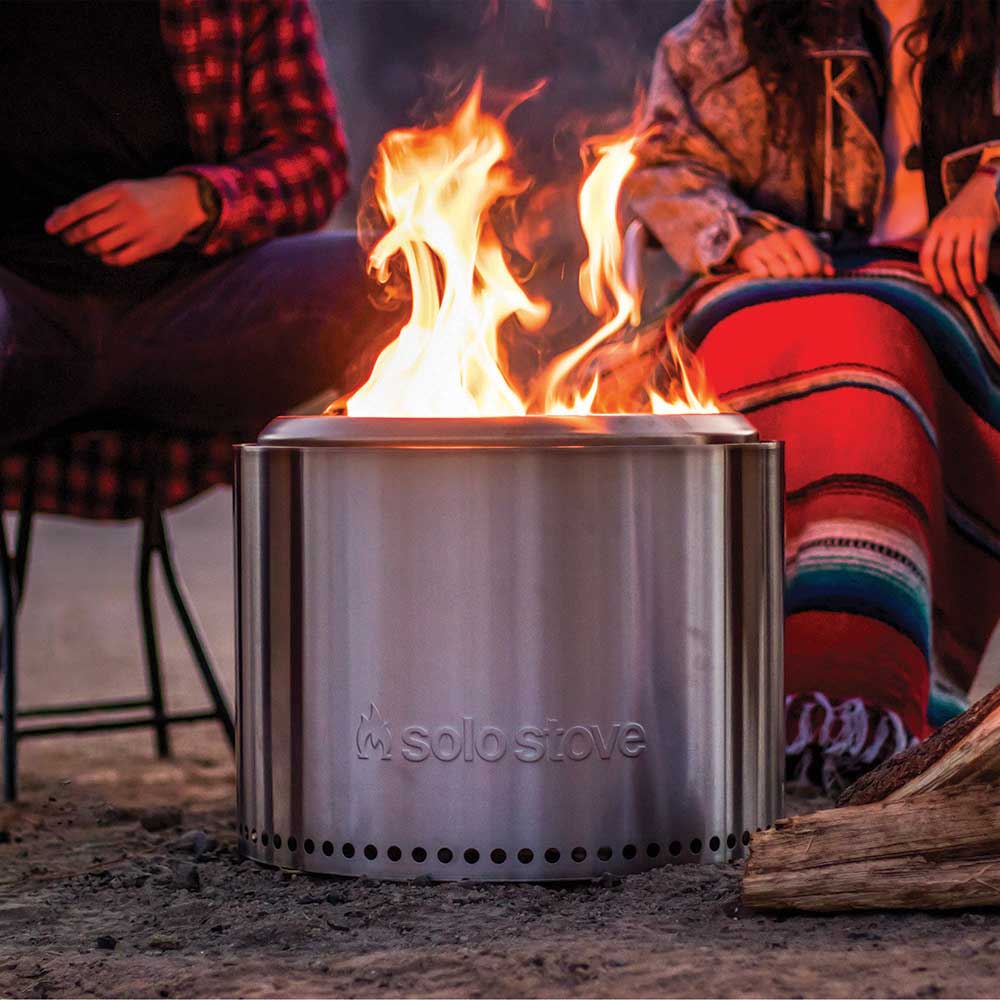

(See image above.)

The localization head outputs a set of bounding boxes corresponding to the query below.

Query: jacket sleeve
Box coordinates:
[173,0,349,256]
[941,141,1000,202]
[627,20,776,275]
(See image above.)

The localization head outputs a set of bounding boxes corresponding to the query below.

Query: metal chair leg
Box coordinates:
[153,508,235,749]
[2,517,17,802]
[138,506,171,759]
[13,460,36,605]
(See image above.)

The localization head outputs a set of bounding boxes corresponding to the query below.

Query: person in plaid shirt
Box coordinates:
[0,0,392,448]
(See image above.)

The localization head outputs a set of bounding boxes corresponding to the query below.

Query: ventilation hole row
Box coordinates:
[241,826,752,862]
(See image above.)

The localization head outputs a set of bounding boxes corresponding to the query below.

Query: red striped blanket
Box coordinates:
[673,246,1000,793]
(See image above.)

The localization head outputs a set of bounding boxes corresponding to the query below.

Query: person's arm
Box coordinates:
[628,12,829,279]
[171,0,348,256]
[45,0,348,265]
[920,152,1000,300]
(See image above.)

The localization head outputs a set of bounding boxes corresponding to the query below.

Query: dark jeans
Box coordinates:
[0,232,399,448]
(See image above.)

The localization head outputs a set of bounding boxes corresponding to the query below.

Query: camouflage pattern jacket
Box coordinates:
[628,0,1000,275]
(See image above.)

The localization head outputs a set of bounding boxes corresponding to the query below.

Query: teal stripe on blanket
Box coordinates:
[732,374,939,449]
[927,682,969,727]
[786,564,931,660]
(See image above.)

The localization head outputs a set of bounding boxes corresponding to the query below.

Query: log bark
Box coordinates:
[839,684,1000,806]
[742,784,1000,912]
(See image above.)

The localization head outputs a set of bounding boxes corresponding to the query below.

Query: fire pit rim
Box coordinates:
[253,413,760,449]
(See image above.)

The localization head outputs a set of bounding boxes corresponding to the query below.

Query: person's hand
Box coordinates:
[733,226,834,279]
[920,170,1000,301]
[45,176,208,267]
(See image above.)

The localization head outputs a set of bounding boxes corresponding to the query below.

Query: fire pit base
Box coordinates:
[235,414,783,881]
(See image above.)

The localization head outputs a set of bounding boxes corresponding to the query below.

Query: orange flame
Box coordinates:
[345,80,548,417]
[537,130,640,411]
[650,321,720,414]
[337,80,719,418]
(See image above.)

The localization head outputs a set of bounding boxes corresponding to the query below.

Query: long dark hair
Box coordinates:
[741,0,998,156]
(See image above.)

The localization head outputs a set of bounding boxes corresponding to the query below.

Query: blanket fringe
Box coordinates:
[785,692,914,797]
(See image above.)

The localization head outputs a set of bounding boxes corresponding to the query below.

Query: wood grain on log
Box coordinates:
[839,685,1000,806]
[743,784,1000,912]
[887,708,1000,803]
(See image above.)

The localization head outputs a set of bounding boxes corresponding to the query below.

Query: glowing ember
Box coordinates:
[336,80,719,417]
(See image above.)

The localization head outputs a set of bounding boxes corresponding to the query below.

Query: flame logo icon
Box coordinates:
[356,702,392,760]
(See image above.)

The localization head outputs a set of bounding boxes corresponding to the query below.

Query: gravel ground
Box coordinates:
[3,492,1000,998]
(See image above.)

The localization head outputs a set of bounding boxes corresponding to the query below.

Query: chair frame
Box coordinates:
[0,445,235,802]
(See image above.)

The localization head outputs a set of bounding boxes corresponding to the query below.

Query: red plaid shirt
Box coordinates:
[159,0,348,256]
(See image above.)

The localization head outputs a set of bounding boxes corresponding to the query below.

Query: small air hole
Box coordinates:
[544,848,560,863]
[243,825,249,838]
[742,831,751,846]
[387,845,402,861]
[342,842,355,858]
[490,849,507,864]
[364,844,378,860]
[438,848,454,864]
[517,848,534,864]
[287,836,298,851]
[690,838,703,854]
[647,843,661,858]
[412,847,427,863]
[464,848,480,865]
[709,836,721,852]
[727,833,738,849]
[597,846,612,862]
[260,832,269,847]
[304,839,315,855]
[622,844,637,860]
[669,841,682,856]
[322,841,334,857]
[571,847,587,863]
[272,834,282,849]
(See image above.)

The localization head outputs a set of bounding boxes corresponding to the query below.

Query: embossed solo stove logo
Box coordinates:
[356,702,646,763]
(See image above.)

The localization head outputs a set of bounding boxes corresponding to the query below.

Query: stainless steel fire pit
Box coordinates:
[235,413,783,881]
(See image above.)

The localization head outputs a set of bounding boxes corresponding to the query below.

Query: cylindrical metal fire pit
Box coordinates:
[235,413,783,881]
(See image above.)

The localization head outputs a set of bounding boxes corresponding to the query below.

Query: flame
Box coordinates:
[337,80,720,418]
[345,80,548,417]
[357,702,392,759]
[548,375,600,416]
[537,130,640,410]
[649,320,720,414]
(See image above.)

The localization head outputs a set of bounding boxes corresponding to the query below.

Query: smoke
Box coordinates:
[316,0,697,226]
[315,0,697,385]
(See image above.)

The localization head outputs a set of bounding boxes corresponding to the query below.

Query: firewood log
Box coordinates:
[839,684,1000,806]
[742,784,1000,912]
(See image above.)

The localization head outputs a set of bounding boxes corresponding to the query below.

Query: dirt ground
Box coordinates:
[4,729,1000,999]
[3,491,1000,999]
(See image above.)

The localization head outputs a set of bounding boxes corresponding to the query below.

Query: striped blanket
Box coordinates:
[673,246,1000,793]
